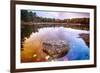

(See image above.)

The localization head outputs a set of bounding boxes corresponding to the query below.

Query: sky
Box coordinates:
[31,10,90,20]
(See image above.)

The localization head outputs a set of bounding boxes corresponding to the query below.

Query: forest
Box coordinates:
[21,10,89,24]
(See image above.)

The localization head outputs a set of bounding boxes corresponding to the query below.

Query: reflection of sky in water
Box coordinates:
[54,27,89,60]
[24,27,89,61]
[31,10,90,19]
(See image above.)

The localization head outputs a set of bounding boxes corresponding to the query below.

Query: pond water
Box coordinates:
[22,27,89,62]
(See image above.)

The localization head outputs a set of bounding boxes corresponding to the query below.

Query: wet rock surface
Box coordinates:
[79,33,89,47]
[42,40,69,60]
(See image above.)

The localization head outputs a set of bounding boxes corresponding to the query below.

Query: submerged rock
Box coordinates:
[42,40,69,60]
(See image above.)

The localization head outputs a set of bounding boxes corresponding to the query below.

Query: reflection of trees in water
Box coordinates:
[21,24,38,48]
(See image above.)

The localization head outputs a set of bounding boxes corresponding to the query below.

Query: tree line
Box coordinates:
[21,10,89,24]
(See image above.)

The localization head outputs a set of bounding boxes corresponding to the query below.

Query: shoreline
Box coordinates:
[79,33,89,47]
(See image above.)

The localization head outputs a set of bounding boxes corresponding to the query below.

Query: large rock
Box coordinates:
[79,33,89,47]
[42,40,69,60]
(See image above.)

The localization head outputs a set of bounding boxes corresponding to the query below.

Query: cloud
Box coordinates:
[32,10,90,19]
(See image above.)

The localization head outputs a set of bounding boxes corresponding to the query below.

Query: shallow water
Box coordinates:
[22,27,89,62]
